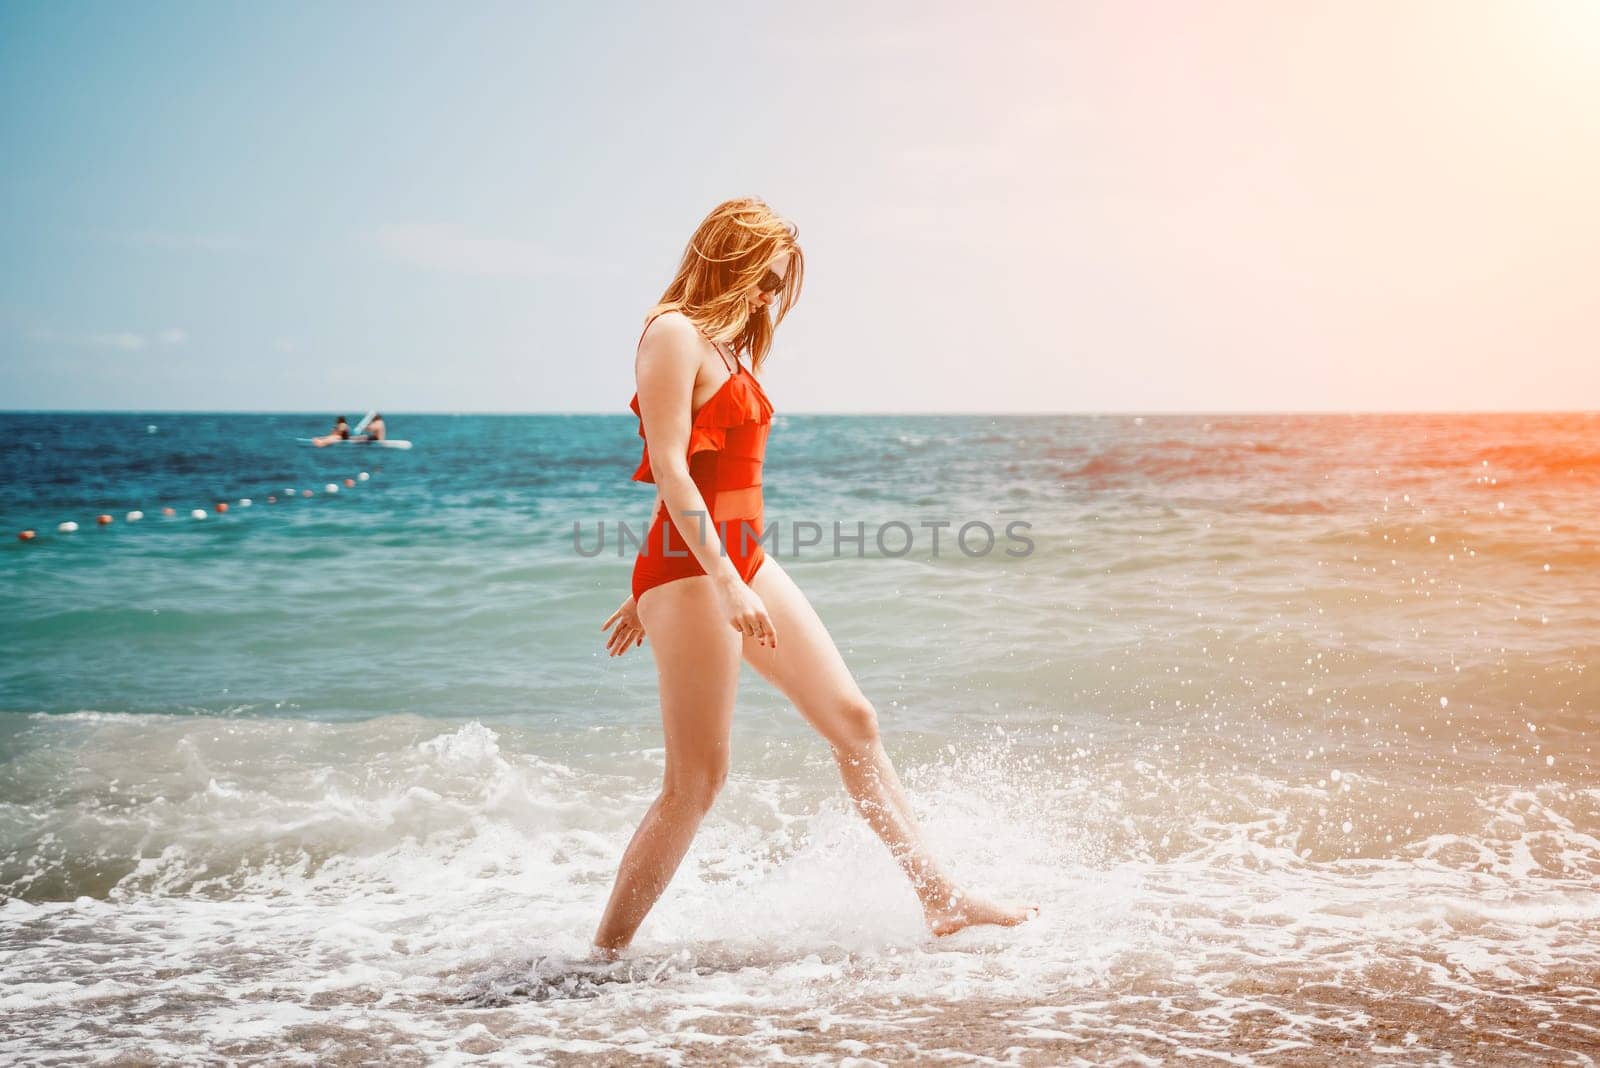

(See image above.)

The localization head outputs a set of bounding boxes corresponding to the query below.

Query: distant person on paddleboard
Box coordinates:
[311,415,350,447]
[312,412,387,446]
[593,198,1037,957]
[356,413,386,442]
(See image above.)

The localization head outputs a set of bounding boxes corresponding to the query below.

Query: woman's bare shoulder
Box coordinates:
[640,310,703,347]
[635,311,705,385]
[636,311,704,370]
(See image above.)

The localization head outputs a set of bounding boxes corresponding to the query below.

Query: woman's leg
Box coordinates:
[592,576,742,954]
[743,558,1037,936]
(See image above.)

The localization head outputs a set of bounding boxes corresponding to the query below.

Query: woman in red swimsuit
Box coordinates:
[594,198,1036,955]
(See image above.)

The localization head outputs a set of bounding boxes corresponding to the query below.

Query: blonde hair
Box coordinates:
[645,197,804,371]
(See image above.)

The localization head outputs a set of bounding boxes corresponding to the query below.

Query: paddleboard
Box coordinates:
[296,438,413,450]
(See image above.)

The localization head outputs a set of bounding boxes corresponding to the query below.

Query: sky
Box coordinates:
[2,0,1597,413]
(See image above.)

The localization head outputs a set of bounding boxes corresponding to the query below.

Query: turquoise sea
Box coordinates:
[2,411,1597,1063]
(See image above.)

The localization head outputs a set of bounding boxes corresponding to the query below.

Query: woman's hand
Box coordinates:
[716,577,778,648]
[602,596,646,657]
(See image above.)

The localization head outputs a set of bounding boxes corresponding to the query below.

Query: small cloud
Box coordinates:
[96,331,148,350]
[372,222,612,278]
[25,325,187,351]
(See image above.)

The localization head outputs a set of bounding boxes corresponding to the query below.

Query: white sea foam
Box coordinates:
[3,716,1597,1063]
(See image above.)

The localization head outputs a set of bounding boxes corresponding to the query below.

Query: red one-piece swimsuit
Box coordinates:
[628,317,774,604]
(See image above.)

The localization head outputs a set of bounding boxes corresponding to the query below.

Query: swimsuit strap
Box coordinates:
[709,339,739,376]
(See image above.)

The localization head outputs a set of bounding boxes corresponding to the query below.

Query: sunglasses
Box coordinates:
[758,269,784,294]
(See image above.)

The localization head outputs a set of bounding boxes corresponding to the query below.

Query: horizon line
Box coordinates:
[4,408,1598,418]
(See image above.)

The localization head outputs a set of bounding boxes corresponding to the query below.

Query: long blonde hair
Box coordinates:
[645,198,804,371]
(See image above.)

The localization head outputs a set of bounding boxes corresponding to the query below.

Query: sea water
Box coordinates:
[2,411,1597,1063]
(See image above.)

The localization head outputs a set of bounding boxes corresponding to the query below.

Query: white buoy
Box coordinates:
[58,520,80,533]
[324,483,339,494]
[190,509,207,520]
[357,472,370,481]
[239,498,253,508]
[126,510,144,522]
[285,487,296,496]
[146,424,158,434]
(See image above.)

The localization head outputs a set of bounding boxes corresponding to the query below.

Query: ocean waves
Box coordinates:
[2,717,1597,1062]
[2,411,1597,1061]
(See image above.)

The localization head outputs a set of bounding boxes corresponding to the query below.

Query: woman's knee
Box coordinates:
[662,757,729,814]
[826,695,881,755]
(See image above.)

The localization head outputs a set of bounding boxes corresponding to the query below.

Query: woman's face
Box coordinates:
[742,251,792,313]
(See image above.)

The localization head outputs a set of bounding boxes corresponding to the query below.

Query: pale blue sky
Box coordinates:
[3,1,1597,412]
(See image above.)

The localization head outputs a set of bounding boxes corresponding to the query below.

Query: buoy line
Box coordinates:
[15,471,376,544]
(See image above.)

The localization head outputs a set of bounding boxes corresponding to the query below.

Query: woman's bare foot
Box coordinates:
[587,943,622,963]
[924,892,1039,937]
